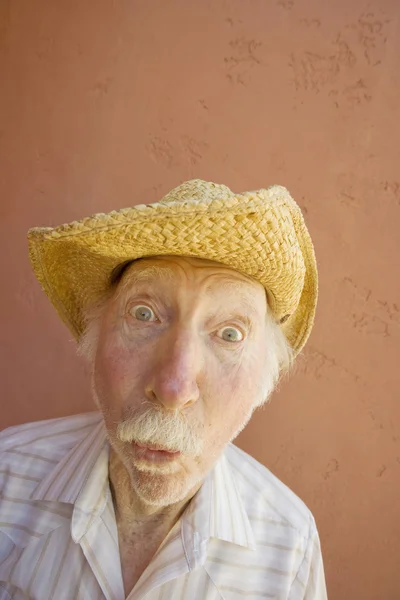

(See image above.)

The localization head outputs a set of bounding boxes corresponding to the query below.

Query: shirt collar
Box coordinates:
[31,416,107,505]
[182,448,256,568]
[210,449,256,550]
[31,416,111,542]
[31,417,255,551]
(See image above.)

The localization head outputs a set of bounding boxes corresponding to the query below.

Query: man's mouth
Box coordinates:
[132,441,181,463]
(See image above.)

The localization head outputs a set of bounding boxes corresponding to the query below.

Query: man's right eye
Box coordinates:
[130,305,157,322]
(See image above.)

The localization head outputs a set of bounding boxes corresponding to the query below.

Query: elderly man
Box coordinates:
[0,180,327,599]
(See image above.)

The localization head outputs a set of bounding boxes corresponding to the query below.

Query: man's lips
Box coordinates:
[132,441,181,459]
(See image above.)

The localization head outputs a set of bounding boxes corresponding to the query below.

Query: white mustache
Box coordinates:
[116,403,204,456]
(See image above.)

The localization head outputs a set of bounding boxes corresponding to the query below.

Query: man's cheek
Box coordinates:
[97,348,133,394]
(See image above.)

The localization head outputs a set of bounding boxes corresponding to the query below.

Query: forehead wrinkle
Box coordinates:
[216,279,267,318]
[115,263,175,298]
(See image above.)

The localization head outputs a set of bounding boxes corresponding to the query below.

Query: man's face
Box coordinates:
[93,256,271,507]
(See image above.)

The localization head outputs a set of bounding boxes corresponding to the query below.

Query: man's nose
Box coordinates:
[145,331,201,410]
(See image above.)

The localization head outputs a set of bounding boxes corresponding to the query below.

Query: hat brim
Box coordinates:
[28,185,317,355]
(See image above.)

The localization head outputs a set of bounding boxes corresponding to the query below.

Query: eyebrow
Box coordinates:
[115,264,174,296]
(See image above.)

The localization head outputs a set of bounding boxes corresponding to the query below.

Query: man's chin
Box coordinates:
[131,466,194,508]
[108,434,203,507]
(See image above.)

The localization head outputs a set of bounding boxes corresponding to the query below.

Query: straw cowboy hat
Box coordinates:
[28,179,318,354]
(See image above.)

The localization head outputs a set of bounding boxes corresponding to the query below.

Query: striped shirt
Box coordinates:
[0,412,327,600]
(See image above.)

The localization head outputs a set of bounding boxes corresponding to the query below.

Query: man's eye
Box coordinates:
[130,305,157,322]
[218,327,243,343]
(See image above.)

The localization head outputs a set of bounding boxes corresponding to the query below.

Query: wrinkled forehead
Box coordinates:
[115,255,265,293]
[108,256,268,316]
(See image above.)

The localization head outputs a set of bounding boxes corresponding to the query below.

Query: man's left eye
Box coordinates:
[218,327,244,343]
[130,305,157,322]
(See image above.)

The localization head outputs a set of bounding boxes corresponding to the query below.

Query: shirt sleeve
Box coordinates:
[288,520,328,600]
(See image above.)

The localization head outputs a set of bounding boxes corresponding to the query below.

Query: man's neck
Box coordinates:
[108,448,196,595]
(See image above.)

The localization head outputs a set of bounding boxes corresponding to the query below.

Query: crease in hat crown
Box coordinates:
[28,178,318,355]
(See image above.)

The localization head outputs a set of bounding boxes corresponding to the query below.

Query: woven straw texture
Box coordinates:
[28,179,318,354]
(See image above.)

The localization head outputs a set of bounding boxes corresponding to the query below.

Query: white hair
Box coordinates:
[255,304,294,406]
[76,294,111,363]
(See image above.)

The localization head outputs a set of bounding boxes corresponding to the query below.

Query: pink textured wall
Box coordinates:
[1,1,400,598]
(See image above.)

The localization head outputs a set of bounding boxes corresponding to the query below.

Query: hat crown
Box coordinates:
[158,179,233,206]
